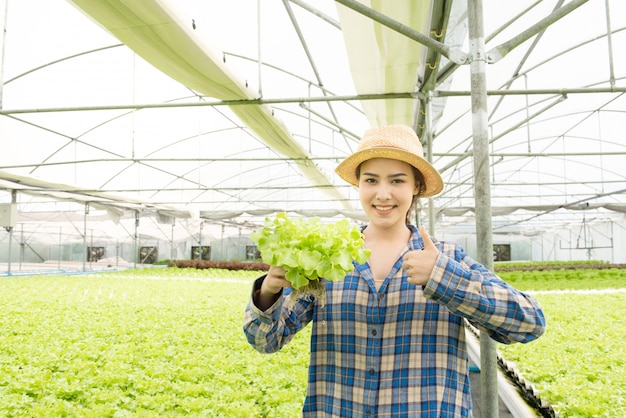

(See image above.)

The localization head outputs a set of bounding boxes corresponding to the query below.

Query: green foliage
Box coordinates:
[498,268,626,291]
[496,267,626,417]
[498,292,626,417]
[251,213,370,289]
[1,267,624,417]
[0,271,309,417]
[495,260,608,269]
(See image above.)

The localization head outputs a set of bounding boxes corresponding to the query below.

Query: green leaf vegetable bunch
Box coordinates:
[251,213,371,299]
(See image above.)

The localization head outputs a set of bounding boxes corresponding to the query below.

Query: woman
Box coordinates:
[243,124,545,417]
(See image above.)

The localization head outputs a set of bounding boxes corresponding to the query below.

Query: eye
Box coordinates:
[364,177,377,184]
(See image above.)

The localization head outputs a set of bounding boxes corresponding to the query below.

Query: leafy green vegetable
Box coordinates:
[1,268,624,416]
[0,272,310,417]
[251,213,371,290]
[498,291,626,417]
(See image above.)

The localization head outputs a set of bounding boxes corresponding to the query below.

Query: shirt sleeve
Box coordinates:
[243,276,315,353]
[422,242,546,344]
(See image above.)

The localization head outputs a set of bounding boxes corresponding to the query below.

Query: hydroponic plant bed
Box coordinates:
[0,269,310,417]
[0,266,624,417]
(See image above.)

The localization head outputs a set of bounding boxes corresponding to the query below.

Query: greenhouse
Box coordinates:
[1,0,624,269]
[1,0,625,416]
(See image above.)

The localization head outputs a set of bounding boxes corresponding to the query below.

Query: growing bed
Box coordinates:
[0,266,623,417]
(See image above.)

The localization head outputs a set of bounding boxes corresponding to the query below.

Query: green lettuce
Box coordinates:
[251,213,371,290]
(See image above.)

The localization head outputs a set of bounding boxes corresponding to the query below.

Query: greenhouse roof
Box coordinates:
[1,0,625,238]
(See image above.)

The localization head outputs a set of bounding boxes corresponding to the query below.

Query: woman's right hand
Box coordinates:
[261,266,292,295]
[255,266,292,311]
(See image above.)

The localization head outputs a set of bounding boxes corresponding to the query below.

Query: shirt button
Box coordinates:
[371,329,377,336]
[369,368,375,375]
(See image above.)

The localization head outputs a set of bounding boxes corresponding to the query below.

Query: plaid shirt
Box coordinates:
[243,224,545,417]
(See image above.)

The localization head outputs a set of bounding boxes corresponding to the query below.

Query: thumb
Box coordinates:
[419,225,437,250]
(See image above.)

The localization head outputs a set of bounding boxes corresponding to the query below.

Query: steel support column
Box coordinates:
[467,0,499,416]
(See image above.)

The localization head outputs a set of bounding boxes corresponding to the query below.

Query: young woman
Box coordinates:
[244,124,545,417]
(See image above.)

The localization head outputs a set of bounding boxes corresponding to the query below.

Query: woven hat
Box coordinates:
[335,125,444,197]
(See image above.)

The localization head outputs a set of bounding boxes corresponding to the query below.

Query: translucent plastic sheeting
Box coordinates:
[1,0,625,239]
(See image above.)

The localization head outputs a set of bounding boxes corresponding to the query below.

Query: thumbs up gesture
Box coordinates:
[403,225,439,286]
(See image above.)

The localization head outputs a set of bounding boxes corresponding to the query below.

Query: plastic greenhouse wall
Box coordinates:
[2,217,624,273]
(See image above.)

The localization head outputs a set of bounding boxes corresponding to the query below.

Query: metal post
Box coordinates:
[89,229,93,269]
[0,10,10,277]
[6,225,12,276]
[0,0,8,109]
[424,92,437,236]
[58,226,62,270]
[170,221,175,261]
[134,211,139,268]
[4,188,16,279]
[220,224,225,261]
[467,0,499,416]
[18,223,22,269]
[257,0,263,97]
[198,221,203,260]
[83,203,88,272]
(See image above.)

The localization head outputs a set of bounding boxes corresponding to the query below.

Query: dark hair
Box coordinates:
[408,167,426,224]
[355,162,426,224]
[410,166,427,196]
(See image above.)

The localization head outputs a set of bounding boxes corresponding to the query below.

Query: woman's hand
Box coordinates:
[402,225,439,286]
[255,266,292,311]
[261,266,292,295]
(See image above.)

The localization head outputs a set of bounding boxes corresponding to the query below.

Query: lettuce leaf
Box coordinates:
[251,213,370,289]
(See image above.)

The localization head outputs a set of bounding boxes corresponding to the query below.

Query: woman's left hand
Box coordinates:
[402,225,439,286]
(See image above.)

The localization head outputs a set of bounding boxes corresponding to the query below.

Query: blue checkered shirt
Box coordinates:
[243,224,545,417]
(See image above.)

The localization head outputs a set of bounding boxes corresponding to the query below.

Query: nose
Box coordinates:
[375,182,392,200]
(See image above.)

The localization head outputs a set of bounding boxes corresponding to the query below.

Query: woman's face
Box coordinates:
[357,158,419,229]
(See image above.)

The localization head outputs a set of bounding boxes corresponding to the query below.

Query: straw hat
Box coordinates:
[335,125,444,197]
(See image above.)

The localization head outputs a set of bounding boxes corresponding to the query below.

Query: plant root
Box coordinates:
[288,280,326,308]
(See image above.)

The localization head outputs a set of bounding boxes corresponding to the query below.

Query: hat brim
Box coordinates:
[335,148,444,197]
